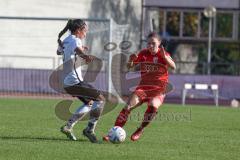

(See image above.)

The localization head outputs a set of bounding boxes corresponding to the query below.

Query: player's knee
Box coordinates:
[150,97,163,108]
[91,100,104,116]
[124,104,133,111]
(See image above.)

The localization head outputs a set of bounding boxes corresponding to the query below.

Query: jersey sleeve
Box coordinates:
[71,38,83,54]
[76,38,82,48]
[73,38,82,50]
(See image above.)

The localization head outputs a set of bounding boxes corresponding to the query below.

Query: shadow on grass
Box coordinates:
[0,136,88,142]
[0,136,132,145]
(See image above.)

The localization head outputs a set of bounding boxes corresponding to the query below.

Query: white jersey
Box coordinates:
[62,34,83,86]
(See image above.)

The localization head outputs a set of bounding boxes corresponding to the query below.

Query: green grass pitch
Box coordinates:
[0,98,239,160]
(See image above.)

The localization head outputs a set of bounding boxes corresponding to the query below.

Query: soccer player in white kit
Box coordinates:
[57,19,105,143]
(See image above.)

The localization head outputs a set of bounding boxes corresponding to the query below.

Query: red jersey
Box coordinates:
[133,48,171,87]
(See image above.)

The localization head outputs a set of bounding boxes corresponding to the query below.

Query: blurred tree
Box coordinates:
[211,42,240,75]
[239,13,240,39]
[194,43,208,74]
[200,13,209,37]
[166,11,180,36]
[216,13,233,38]
[158,11,164,33]
[199,12,239,75]
[183,12,198,37]
[147,9,240,75]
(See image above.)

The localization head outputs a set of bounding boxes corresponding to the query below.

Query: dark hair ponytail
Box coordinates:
[68,19,86,33]
[57,19,86,47]
[57,19,73,47]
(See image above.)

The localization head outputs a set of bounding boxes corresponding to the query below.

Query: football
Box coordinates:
[108,126,126,143]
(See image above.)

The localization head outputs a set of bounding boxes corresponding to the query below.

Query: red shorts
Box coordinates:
[134,85,166,104]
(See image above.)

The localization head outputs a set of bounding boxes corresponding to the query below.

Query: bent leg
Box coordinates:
[114,93,142,127]
[140,94,165,129]
[66,102,92,129]
[131,95,165,141]
[86,96,105,133]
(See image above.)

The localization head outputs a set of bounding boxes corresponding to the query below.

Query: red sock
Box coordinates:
[114,108,131,127]
[140,106,158,129]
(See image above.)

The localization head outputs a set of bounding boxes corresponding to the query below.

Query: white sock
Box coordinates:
[66,104,91,129]
[86,101,105,133]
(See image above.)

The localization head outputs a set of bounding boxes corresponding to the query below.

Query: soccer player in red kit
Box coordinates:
[104,32,176,141]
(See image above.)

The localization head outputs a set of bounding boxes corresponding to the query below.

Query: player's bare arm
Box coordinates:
[161,46,176,70]
[75,47,94,63]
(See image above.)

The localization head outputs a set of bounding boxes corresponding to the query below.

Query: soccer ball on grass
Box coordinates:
[108,126,126,143]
